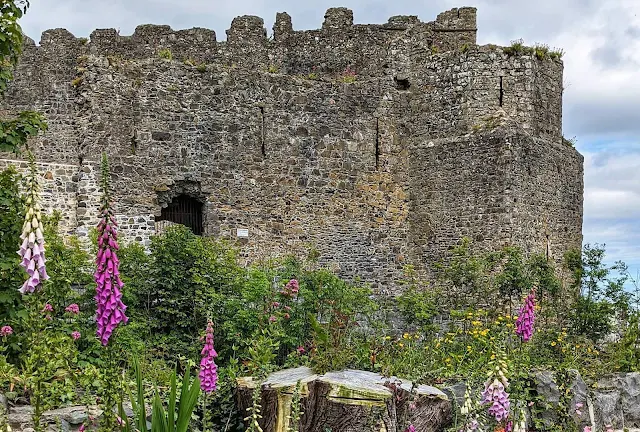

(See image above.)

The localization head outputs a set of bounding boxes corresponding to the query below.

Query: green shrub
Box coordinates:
[0,165,25,321]
[158,49,173,60]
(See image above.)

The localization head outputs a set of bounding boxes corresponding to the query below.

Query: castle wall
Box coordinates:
[69,58,413,288]
[407,128,583,273]
[406,47,563,142]
[407,131,515,269]
[0,7,582,291]
[509,135,584,265]
[0,159,83,236]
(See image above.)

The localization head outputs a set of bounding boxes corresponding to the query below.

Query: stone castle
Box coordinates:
[0,7,583,291]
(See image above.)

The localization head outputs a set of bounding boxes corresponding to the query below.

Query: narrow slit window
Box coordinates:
[375,118,380,170]
[260,106,266,156]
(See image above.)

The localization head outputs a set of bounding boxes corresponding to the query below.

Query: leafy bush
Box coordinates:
[0,166,25,321]
[567,243,632,342]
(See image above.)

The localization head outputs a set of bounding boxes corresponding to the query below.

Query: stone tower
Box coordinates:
[0,7,583,291]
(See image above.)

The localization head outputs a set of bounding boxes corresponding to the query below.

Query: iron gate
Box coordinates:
[157,195,203,235]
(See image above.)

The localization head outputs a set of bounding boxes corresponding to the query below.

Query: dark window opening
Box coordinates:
[394,77,410,90]
[130,130,138,155]
[157,195,203,235]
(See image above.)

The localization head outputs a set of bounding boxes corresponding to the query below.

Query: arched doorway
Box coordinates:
[156,194,203,235]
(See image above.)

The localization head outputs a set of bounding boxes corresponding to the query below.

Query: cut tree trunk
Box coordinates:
[236,367,452,432]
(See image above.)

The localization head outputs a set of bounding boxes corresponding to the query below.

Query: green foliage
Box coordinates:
[0,1,48,153]
[534,43,550,60]
[340,66,356,83]
[549,48,565,60]
[286,380,303,432]
[569,243,631,342]
[503,39,564,61]
[0,165,24,321]
[244,384,263,432]
[0,111,48,153]
[562,136,577,147]
[0,0,30,93]
[610,312,640,372]
[396,266,441,335]
[41,211,92,311]
[120,357,201,432]
[503,39,530,56]
[158,49,173,60]
[18,295,81,431]
[136,225,244,359]
[267,64,278,73]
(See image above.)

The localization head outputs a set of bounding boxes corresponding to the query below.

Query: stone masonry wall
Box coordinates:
[0,6,583,291]
[0,159,82,236]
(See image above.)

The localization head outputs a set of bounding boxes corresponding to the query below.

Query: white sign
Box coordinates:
[237,228,249,238]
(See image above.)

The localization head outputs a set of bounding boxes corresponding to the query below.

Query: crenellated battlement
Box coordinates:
[23,7,477,70]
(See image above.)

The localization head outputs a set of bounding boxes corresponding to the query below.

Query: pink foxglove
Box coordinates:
[199,319,218,393]
[94,153,128,345]
[17,153,49,294]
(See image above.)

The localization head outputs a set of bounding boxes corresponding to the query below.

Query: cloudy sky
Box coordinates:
[19,0,640,279]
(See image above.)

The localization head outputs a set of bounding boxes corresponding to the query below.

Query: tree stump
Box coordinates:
[236,367,452,432]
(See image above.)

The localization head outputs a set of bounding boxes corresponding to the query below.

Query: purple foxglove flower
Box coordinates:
[17,153,49,294]
[94,153,128,346]
[199,320,218,393]
[481,378,511,423]
[515,290,536,342]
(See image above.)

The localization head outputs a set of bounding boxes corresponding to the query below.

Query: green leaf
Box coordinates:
[176,364,201,432]
[151,390,168,432]
[168,369,176,432]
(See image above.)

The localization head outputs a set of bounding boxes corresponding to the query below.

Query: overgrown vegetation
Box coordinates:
[1,164,638,430]
[0,1,47,154]
[158,49,173,60]
[503,39,564,60]
[340,65,357,83]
